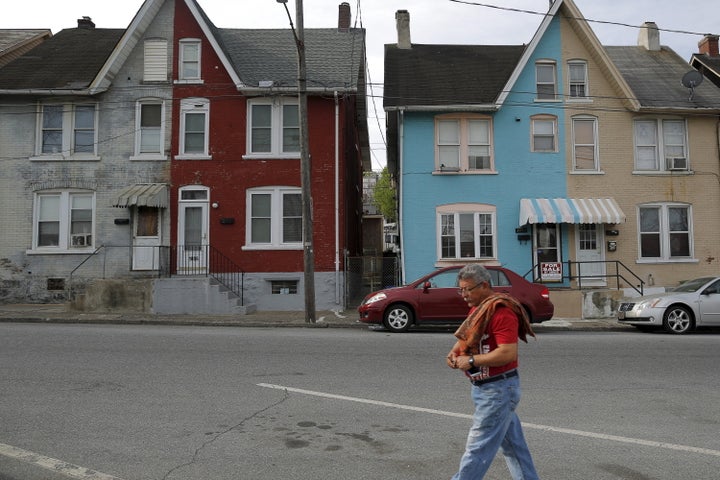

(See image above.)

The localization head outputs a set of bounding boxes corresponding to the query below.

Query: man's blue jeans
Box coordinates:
[451,375,539,479]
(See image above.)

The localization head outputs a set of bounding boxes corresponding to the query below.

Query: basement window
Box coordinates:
[271,280,298,295]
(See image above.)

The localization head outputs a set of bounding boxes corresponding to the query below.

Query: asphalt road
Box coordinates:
[1,323,718,479]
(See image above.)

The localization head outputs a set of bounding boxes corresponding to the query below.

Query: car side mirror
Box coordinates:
[423,281,432,291]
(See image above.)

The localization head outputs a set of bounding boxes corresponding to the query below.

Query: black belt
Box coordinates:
[471,369,518,386]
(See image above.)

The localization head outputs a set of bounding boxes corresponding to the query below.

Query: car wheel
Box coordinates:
[663,306,694,334]
[383,304,413,333]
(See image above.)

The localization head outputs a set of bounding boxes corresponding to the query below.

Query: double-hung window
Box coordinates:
[435,114,492,172]
[535,61,557,100]
[568,60,588,99]
[437,205,496,260]
[36,103,98,159]
[246,98,299,157]
[634,119,688,172]
[178,98,209,158]
[132,99,165,159]
[572,116,599,171]
[245,187,302,249]
[178,39,201,82]
[638,203,692,261]
[33,191,94,251]
[531,115,557,152]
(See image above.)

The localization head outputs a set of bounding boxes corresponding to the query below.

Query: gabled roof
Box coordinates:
[383,44,525,111]
[218,28,366,92]
[0,27,124,91]
[690,53,720,89]
[0,29,52,67]
[607,46,720,111]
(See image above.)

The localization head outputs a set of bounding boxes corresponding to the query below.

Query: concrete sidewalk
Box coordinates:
[0,303,631,331]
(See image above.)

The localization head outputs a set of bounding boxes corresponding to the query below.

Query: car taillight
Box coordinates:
[540,287,550,300]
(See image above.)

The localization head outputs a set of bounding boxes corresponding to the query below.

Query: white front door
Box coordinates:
[576,224,605,286]
[132,206,161,270]
[178,187,209,274]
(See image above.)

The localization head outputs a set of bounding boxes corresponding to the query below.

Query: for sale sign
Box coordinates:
[540,262,562,282]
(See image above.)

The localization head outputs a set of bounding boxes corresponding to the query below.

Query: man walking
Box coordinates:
[446,263,539,479]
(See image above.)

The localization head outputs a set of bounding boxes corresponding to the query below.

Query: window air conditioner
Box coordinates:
[71,234,92,247]
[666,157,688,171]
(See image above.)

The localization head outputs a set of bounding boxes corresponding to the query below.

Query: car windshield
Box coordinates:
[671,277,716,293]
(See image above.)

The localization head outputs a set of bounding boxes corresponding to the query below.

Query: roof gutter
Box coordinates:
[239,86,357,95]
[0,88,107,96]
[385,104,499,112]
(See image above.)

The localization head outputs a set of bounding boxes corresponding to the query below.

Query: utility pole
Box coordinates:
[278,0,316,323]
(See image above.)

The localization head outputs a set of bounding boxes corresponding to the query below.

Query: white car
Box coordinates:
[618,276,720,334]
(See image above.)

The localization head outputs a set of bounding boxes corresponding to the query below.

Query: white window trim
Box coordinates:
[243,186,303,250]
[176,98,211,160]
[530,115,557,152]
[436,204,497,262]
[636,203,695,263]
[176,38,203,84]
[571,115,600,173]
[632,118,690,174]
[567,59,591,102]
[243,97,300,159]
[31,102,100,161]
[28,190,96,254]
[535,60,559,102]
[433,114,494,174]
[130,99,167,161]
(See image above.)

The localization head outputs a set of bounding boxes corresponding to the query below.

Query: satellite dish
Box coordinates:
[681,70,704,100]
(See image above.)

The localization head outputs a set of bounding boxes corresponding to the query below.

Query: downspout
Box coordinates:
[398,108,406,285]
[334,91,341,306]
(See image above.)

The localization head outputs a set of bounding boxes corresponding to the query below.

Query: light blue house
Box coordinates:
[384,3,581,286]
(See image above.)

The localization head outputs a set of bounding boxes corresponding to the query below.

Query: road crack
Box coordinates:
[160,388,290,480]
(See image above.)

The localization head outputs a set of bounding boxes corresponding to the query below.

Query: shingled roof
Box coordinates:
[217,28,366,91]
[691,53,720,89]
[0,29,52,68]
[383,44,526,110]
[0,27,124,91]
[605,46,720,110]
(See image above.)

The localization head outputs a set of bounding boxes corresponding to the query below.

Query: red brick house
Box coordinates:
[167,0,369,311]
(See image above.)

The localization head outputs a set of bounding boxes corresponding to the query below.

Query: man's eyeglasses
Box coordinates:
[458,283,481,295]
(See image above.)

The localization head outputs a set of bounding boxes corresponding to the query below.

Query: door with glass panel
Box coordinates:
[575,224,605,285]
[178,187,208,274]
[132,206,161,270]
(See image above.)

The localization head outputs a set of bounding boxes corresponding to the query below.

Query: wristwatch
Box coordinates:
[468,355,475,367]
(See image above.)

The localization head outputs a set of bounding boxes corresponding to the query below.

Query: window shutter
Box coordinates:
[144,40,168,82]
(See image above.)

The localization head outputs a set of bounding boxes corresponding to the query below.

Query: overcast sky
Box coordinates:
[4,0,717,171]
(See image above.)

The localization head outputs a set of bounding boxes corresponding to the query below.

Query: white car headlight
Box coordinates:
[364,292,387,305]
[637,298,662,310]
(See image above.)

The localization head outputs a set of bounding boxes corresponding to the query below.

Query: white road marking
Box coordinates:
[257,383,720,458]
[0,443,126,480]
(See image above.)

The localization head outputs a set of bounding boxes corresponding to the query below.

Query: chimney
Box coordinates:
[396,10,411,49]
[637,22,660,51]
[338,2,351,32]
[698,34,719,57]
[77,16,95,29]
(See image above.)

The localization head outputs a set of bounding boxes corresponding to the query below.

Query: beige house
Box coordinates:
[554,0,720,314]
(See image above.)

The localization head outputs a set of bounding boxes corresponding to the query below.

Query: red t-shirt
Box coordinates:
[467,306,519,381]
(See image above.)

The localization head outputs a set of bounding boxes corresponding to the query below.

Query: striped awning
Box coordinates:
[519,198,625,225]
[112,183,168,208]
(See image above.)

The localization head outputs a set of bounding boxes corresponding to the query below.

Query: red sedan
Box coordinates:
[358,265,554,333]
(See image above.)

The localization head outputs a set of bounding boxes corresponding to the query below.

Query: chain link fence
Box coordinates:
[345,255,400,308]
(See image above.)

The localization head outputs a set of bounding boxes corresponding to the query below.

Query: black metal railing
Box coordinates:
[168,244,245,305]
[524,260,644,296]
[68,244,245,305]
